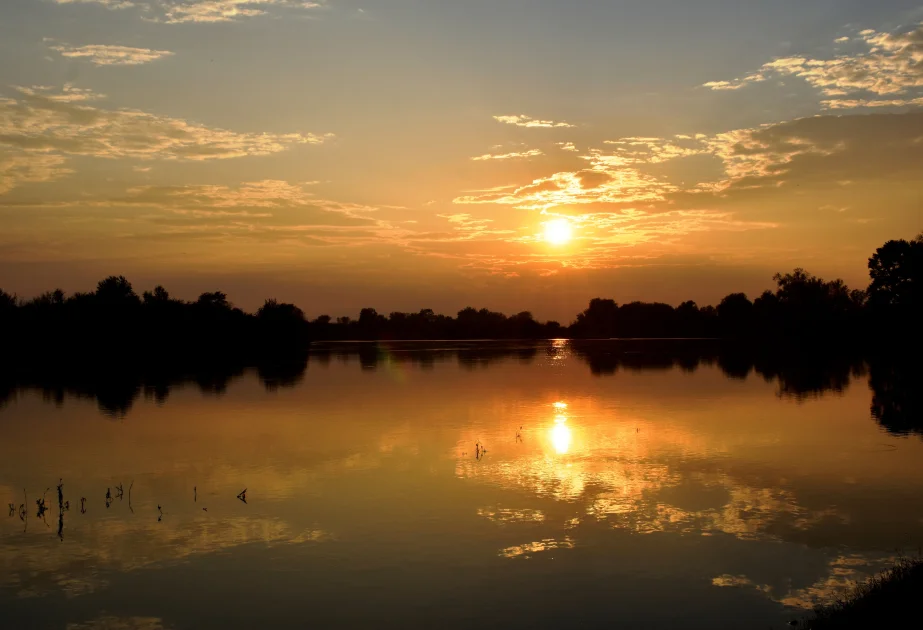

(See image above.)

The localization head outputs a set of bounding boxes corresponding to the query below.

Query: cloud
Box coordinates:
[159,0,324,25]
[556,142,578,152]
[164,0,279,23]
[493,114,574,129]
[51,0,135,9]
[439,213,492,227]
[446,109,923,277]
[414,213,514,242]
[470,149,543,161]
[454,168,673,211]
[703,23,923,109]
[455,136,704,211]
[0,151,72,194]
[702,74,766,91]
[696,128,831,189]
[463,109,923,213]
[120,180,367,214]
[49,0,323,23]
[49,44,175,66]
[821,96,923,109]
[0,84,329,161]
[602,136,705,164]
[701,111,923,191]
[81,180,416,248]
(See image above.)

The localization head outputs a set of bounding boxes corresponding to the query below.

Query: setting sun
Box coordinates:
[544,218,574,245]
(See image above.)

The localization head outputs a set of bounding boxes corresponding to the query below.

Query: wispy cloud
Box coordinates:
[454,167,673,211]
[493,114,574,129]
[49,0,323,23]
[0,84,330,161]
[51,0,135,9]
[101,180,414,248]
[421,213,514,241]
[702,75,765,91]
[49,43,174,66]
[455,108,923,223]
[703,23,923,109]
[161,0,325,24]
[821,96,923,109]
[164,0,275,23]
[0,151,72,194]
[470,149,543,161]
[122,180,353,211]
[556,142,578,152]
[456,136,706,211]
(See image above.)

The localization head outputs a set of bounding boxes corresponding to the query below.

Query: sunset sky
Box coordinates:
[1,0,922,320]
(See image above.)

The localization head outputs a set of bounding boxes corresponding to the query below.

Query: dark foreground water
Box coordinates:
[1,341,921,630]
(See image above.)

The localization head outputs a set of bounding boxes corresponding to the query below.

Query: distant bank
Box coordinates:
[1,233,920,362]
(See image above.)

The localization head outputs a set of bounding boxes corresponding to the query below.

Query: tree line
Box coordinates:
[1,233,920,363]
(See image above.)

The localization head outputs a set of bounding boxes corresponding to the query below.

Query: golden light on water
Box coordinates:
[551,422,572,454]
[550,401,572,454]
[543,218,573,245]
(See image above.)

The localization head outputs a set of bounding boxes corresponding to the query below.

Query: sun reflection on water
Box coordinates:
[550,422,572,454]
[549,401,573,454]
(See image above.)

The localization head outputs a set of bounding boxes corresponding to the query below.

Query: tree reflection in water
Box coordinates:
[0,341,919,436]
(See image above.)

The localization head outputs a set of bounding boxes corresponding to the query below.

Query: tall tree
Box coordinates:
[868,234,923,308]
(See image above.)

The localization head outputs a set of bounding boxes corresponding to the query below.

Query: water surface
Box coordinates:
[1,341,921,630]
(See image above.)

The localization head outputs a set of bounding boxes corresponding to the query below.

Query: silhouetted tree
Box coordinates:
[617,302,676,338]
[357,308,386,339]
[197,291,231,310]
[675,301,704,337]
[258,299,305,323]
[509,311,541,338]
[96,276,139,305]
[143,285,171,304]
[256,299,308,346]
[573,298,619,338]
[545,320,564,338]
[765,268,865,338]
[0,289,15,311]
[717,293,754,336]
[868,234,922,308]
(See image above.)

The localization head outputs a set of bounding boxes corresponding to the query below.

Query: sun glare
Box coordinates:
[544,218,573,245]
[550,422,572,454]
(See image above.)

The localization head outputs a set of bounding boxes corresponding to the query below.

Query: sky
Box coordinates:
[1,0,922,321]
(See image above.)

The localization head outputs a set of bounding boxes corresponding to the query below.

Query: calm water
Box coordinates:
[1,341,921,630]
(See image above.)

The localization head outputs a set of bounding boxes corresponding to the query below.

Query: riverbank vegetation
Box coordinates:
[1,234,919,362]
[795,558,923,629]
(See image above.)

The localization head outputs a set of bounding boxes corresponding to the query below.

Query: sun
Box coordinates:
[543,218,573,245]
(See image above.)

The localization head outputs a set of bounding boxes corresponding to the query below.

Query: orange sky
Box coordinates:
[1,1,922,320]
